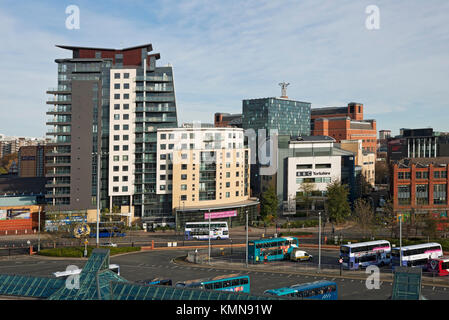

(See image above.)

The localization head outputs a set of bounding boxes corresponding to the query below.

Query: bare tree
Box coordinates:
[354,198,375,239]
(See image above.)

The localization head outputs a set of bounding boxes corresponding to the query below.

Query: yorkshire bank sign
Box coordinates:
[204,210,237,220]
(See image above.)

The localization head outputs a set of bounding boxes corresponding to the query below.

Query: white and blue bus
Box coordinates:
[391,243,443,269]
[340,240,391,270]
[264,281,337,300]
[184,221,229,240]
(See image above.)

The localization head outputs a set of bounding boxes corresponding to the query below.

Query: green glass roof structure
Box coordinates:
[0,248,284,300]
[391,267,423,300]
[0,274,65,298]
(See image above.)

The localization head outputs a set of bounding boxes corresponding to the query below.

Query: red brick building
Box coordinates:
[311,103,377,153]
[214,113,242,128]
[391,158,449,229]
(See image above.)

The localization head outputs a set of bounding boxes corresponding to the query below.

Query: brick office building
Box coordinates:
[311,103,377,153]
[391,158,449,229]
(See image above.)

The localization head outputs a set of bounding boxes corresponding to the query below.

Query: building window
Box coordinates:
[181,184,187,190]
[113,145,119,151]
[114,125,120,130]
[123,104,129,110]
[122,166,128,171]
[181,174,187,180]
[123,135,129,141]
[123,124,129,130]
[114,135,120,141]
[114,73,120,79]
[113,156,119,161]
[113,176,119,182]
[123,145,129,151]
[114,104,120,110]
[114,114,120,120]
[122,176,128,182]
[122,155,128,161]
[182,164,187,170]
[160,144,166,150]
[113,166,119,172]
[114,94,120,99]
[434,184,447,205]
[113,187,119,192]
[124,83,130,89]
[415,184,428,205]
[226,182,230,188]
[124,73,129,79]
[160,134,166,140]
[124,94,129,99]
[181,195,187,201]
[123,114,129,120]
[226,192,230,198]
[160,185,166,191]
[122,186,128,192]
[114,83,120,89]
[160,175,166,180]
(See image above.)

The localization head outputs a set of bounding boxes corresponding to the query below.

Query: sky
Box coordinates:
[0,0,448,138]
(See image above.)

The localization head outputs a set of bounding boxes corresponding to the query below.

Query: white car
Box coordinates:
[102,242,117,247]
[290,249,313,262]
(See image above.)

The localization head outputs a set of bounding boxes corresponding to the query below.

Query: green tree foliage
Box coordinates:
[296,182,316,217]
[260,186,278,219]
[326,180,351,224]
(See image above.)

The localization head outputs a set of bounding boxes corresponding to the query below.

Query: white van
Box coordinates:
[290,248,313,262]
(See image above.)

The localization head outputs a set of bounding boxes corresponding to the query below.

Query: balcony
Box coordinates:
[46,96,72,104]
[134,85,174,92]
[135,136,157,143]
[135,96,175,103]
[47,106,72,114]
[135,75,172,82]
[47,86,71,94]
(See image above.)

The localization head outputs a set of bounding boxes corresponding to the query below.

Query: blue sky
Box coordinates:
[0,0,448,138]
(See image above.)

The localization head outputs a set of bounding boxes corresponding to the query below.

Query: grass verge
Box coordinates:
[38,246,141,258]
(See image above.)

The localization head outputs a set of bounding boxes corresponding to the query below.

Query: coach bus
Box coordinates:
[248,237,299,263]
[264,281,337,300]
[184,221,229,240]
[175,274,250,293]
[391,243,443,268]
[427,257,449,276]
[339,240,391,270]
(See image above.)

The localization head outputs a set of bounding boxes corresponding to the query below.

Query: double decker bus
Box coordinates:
[175,274,250,293]
[184,221,229,240]
[427,257,449,276]
[392,243,443,268]
[264,281,337,300]
[248,237,299,263]
[339,240,391,270]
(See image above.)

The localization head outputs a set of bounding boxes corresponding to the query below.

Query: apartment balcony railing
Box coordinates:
[47,86,71,93]
[135,96,175,103]
[134,85,174,92]
[135,75,173,82]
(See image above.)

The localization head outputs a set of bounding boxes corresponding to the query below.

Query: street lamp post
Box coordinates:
[208,209,211,266]
[318,211,321,272]
[246,210,248,268]
[96,152,100,248]
[38,207,41,252]
[399,214,402,267]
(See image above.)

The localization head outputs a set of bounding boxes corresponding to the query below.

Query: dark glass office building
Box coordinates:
[242,97,311,196]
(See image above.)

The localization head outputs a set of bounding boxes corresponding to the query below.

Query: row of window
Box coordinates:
[112,186,128,193]
[114,73,130,79]
[113,104,130,110]
[113,83,130,90]
[296,164,331,169]
[160,132,242,140]
[113,114,130,120]
[398,171,447,180]
[113,124,129,131]
[113,93,130,100]
[178,191,240,201]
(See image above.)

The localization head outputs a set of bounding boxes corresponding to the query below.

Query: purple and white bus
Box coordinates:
[340,240,391,270]
[391,243,443,269]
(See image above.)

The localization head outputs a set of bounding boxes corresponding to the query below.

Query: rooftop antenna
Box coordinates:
[279,82,290,99]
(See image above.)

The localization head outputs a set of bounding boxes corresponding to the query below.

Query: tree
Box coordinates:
[382,199,396,238]
[358,174,372,197]
[422,215,438,239]
[354,198,374,238]
[260,186,279,220]
[326,180,351,224]
[375,160,389,185]
[295,182,316,217]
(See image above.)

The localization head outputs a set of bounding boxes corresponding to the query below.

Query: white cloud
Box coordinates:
[0,0,448,136]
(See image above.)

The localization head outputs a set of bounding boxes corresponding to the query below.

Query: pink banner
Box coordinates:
[204,210,237,220]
